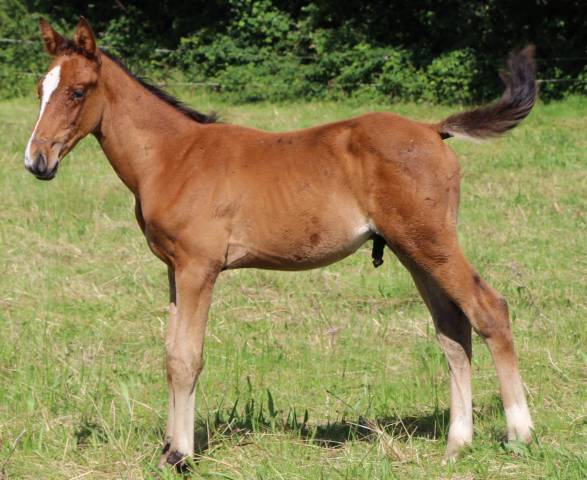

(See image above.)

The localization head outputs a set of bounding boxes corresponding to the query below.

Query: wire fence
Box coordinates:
[1,37,585,89]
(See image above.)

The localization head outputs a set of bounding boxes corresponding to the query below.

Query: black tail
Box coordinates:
[438,46,537,140]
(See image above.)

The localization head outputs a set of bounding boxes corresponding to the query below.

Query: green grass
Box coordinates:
[0,92,586,479]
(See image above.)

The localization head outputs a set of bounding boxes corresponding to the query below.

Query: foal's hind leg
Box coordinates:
[414,243,531,442]
[410,269,473,461]
[456,266,533,444]
[382,224,532,456]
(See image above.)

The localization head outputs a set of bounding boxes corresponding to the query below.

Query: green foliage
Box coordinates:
[424,49,479,104]
[0,0,45,98]
[1,0,586,103]
[98,7,172,80]
[226,0,294,47]
[99,8,152,62]
[576,66,587,95]
[214,58,308,103]
[377,49,424,101]
[181,5,487,105]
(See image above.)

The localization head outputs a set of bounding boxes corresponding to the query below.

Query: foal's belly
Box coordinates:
[218,150,374,271]
[224,208,372,271]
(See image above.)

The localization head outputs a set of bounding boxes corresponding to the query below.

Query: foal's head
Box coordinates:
[24,18,102,180]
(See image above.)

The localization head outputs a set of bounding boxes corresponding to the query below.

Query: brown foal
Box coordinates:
[25,18,536,467]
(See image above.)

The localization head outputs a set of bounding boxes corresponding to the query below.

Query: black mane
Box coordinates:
[101,50,219,124]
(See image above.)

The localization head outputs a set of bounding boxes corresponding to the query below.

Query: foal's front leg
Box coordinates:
[160,266,177,465]
[160,261,219,469]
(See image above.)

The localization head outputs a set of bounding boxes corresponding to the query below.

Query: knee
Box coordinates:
[166,347,204,384]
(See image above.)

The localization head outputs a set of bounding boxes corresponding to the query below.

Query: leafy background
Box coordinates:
[1,0,586,102]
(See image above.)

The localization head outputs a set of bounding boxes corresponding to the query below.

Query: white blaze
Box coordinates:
[24,65,61,167]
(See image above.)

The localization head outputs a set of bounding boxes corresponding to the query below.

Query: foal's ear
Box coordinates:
[74,16,97,56]
[39,17,64,56]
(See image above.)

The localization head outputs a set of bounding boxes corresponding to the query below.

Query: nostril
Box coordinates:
[34,153,47,174]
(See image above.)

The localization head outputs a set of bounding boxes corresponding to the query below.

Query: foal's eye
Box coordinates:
[72,89,85,100]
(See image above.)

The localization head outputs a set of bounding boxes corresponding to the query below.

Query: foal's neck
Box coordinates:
[94,54,200,195]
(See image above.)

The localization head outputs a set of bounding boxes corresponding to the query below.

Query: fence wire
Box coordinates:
[1,37,585,89]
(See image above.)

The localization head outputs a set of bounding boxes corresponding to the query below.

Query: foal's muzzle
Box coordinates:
[26,152,59,181]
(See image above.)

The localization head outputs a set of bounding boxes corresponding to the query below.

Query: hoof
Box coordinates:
[442,447,461,465]
[442,434,472,465]
[507,424,533,445]
[167,450,190,473]
[440,446,461,466]
[162,441,171,454]
[157,441,171,469]
[505,404,533,444]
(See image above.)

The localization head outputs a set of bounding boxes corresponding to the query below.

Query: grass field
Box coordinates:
[0,93,585,479]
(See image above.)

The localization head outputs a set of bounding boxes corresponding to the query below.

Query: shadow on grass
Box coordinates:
[310,410,450,447]
[191,405,451,454]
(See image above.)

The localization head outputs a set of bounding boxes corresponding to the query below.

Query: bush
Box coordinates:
[575,66,587,95]
[331,44,387,94]
[3,0,586,104]
[214,57,310,103]
[0,0,46,98]
[424,49,479,103]
[169,1,486,106]
[377,49,425,101]
[0,0,501,106]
